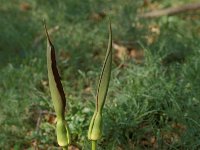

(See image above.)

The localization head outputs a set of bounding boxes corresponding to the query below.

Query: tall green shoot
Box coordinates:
[88,21,112,150]
[45,24,71,150]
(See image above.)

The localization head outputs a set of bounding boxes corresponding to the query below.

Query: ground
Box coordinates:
[0,0,200,149]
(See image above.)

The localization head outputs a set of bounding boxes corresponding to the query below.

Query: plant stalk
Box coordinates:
[62,146,68,150]
[92,140,97,150]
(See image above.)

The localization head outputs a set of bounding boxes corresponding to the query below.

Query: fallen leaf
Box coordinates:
[113,42,128,61]
[150,136,156,144]
[47,114,56,124]
[162,131,179,144]
[145,24,160,45]
[89,12,106,22]
[149,24,160,35]
[69,145,81,150]
[129,48,144,63]
[20,2,32,11]
[84,85,92,93]
[113,41,144,64]
[171,122,186,132]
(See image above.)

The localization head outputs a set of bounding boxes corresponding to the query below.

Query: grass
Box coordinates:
[0,0,200,149]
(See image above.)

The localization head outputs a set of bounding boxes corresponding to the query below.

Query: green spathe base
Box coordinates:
[56,120,70,147]
[88,112,102,140]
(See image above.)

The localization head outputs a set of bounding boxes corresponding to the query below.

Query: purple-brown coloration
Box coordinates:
[45,24,66,116]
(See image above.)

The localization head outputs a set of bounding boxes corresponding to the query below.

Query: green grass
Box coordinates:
[0,0,200,149]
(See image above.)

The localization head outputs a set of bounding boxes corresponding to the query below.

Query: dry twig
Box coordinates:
[139,2,200,18]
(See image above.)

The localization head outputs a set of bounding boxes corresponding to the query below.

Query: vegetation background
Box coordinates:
[0,0,200,149]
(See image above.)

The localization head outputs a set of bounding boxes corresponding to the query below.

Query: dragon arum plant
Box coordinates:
[45,21,112,150]
[45,24,71,149]
[87,22,112,149]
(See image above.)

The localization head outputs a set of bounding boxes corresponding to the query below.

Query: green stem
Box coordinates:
[62,146,68,150]
[92,140,97,150]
